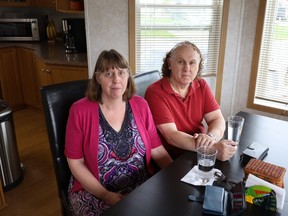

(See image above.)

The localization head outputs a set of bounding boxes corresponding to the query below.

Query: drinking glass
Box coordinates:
[197,146,218,183]
[227,116,245,145]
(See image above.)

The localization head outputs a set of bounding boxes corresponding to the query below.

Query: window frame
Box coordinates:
[248,0,288,117]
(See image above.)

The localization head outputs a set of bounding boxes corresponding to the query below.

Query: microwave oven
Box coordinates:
[0,18,45,41]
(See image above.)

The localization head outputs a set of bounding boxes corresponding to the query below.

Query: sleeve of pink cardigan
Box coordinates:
[65,103,85,159]
[132,96,162,149]
[145,103,162,149]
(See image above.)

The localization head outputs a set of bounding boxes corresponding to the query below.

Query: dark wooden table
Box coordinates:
[103,111,288,216]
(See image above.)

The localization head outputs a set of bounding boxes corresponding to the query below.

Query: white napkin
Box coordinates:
[181,165,221,186]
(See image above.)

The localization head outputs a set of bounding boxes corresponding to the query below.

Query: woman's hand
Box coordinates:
[101,191,124,206]
[67,158,124,206]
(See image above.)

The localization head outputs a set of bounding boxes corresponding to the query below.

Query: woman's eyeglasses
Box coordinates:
[103,70,128,79]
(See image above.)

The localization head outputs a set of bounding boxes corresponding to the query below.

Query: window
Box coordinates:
[248,0,288,116]
[129,0,227,99]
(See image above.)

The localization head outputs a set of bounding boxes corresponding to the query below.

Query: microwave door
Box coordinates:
[0,21,37,41]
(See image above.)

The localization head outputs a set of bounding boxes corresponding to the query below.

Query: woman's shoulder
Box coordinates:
[71,97,98,111]
[130,95,148,105]
[130,96,150,111]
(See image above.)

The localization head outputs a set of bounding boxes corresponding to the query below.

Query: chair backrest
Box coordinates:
[40,79,89,215]
[133,70,161,97]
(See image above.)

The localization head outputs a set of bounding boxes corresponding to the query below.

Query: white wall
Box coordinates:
[84,0,129,77]
[84,0,288,122]
[221,0,257,119]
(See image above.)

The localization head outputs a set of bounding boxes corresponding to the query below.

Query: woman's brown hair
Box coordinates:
[86,49,136,103]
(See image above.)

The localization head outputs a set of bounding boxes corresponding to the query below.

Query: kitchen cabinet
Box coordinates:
[35,57,52,111]
[36,57,52,87]
[37,62,88,87]
[34,57,88,110]
[0,0,81,10]
[0,44,87,111]
[47,64,88,84]
[56,0,84,13]
[0,48,24,110]
[31,0,56,8]
[0,0,30,7]
[17,47,42,110]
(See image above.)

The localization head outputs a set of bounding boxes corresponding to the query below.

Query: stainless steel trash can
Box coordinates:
[0,100,23,191]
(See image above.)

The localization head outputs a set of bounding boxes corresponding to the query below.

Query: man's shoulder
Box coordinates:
[146,77,165,94]
[196,78,209,86]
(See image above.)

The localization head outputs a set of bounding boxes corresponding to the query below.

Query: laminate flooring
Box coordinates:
[0,109,61,216]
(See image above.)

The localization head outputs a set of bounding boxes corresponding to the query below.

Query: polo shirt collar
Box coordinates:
[161,77,200,97]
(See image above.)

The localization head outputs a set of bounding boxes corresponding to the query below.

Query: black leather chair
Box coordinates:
[40,80,89,216]
[133,70,161,97]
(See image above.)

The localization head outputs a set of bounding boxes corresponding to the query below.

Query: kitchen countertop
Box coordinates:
[0,41,88,67]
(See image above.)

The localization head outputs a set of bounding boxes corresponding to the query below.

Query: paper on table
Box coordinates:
[245,174,286,210]
[181,165,222,186]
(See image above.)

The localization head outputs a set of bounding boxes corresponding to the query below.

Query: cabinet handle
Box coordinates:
[46,69,51,74]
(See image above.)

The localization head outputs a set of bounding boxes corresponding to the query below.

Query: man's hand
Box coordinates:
[193,133,216,149]
[214,140,237,161]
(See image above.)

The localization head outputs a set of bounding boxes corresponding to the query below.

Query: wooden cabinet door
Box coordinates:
[56,0,84,13]
[17,47,41,109]
[0,48,24,110]
[31,0,55,8]
[35,57,52,87]
[48,64,88,84]
[34,58,88,110]
[0,0,31,7]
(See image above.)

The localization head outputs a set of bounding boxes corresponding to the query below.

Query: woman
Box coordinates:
[65,49,172,215]
[145,41,237,160]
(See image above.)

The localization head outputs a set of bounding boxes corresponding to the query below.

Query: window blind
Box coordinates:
[254,0,288,110]
[135,0,223,76]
